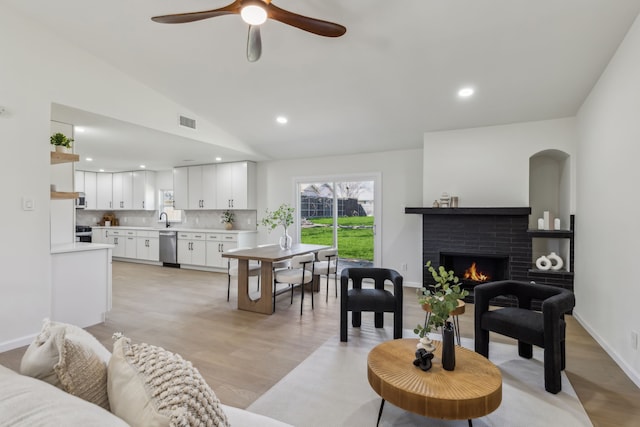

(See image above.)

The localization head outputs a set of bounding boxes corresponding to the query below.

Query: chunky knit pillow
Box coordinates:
[107,334,230,427]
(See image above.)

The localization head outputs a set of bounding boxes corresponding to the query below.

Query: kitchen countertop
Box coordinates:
[89,226,257,234]
[51,242,114,254]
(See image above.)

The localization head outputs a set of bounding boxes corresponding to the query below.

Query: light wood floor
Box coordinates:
[1,261,639,426]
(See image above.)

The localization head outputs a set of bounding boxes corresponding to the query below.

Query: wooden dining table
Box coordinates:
[222,243,330,314]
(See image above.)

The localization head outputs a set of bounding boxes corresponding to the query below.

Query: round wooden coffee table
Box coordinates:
[367,338,502,426]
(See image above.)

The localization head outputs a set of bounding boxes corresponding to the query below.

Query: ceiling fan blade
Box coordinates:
[151,1,242,24]
[266,3,346,37]
[247,25,262,62]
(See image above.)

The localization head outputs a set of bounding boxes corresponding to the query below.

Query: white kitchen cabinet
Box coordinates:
[132,170,156,211]
[75,170,98,209]
[109,229,137,258]
[124,230,137,258]
[96,173,113,210]
[205,233,238,268]
[113,172,133,210]
[173,167,189,210]
[84,171,97,210]
[109,230,125,257]
[188,165,217,209]
[74,170,85,192]
[177,232,206,265]
[174,165,217,210]
[216,161,256,209]
[136,230,159,262]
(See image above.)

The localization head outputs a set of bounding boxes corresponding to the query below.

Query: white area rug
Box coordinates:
[248,327,592,427]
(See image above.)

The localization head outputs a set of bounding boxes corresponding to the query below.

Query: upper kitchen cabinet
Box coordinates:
[75,170,97,209]
[174,165,217,210]
[112,172,133,210]
[216,161,256,209]
[96,173,113,210]
[132,170,156,211]
[84,172,97,210]
[173,167,189,210]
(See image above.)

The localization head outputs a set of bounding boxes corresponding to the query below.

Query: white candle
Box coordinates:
[537,218,544,230]
[554,218,561,230]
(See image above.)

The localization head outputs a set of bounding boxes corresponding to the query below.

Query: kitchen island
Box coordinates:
[51,242,113,328]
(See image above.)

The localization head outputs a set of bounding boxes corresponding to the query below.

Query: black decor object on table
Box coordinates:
[442,321,456,371]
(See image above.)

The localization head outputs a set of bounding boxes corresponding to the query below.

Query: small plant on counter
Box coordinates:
[50,132,74,148]
[220,210,234,224]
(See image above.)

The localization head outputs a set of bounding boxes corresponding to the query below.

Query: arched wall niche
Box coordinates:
[529,149,571,268]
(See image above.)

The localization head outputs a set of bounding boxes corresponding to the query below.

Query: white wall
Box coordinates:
[256,149,424,286]
[0,7,250,351]
[422,118,577,210]
[575,15,640,386]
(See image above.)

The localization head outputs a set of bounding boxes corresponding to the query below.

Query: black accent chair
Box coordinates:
[340,268,403,342]
[474,280,575,394]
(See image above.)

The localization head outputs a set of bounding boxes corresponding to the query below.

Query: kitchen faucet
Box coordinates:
[159,212,170,228]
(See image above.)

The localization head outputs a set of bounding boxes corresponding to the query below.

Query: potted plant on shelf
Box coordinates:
[260,203,295,250]
[414,260,468,371]
[221,210,234,230]
[50,132,74,153]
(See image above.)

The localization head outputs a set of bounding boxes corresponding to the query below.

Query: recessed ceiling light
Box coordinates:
[215,157,222,162]
[99,169,105,172]
[139,165,146,169]
[276,116,288,124]
[458,87,475,98]
[85,157,93,162]
[75,127,85,133]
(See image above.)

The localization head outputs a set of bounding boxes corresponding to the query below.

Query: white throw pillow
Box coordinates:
[108,334,230,427]
[19,319,111,409]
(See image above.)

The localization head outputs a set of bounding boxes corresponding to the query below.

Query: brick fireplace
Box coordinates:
[406,207,575,308]
[405,207,532,304]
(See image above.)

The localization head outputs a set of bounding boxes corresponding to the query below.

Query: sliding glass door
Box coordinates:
[297,177,378,269]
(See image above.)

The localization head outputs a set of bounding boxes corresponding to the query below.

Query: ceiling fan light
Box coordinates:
[241,5,267,26]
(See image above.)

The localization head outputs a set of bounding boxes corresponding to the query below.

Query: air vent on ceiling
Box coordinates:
[179,115,196,129]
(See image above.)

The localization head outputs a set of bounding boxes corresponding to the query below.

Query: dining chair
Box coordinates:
[313,248,338,302]
[225,247,261,301]
[273,252,315,315]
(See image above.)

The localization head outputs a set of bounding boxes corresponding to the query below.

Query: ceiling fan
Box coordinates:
[151,0,347,62]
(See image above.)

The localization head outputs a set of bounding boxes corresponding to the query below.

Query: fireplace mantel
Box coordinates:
[405,207,531,216]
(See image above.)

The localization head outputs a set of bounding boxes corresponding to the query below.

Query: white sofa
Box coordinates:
[0,364,290,426]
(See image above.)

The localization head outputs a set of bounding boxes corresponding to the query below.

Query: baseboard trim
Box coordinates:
[0,333,36,353]
[573,309,640,389]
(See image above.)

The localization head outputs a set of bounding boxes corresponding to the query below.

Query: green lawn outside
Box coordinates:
[301,216,374,261]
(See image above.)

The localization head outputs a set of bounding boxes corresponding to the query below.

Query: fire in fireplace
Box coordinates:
[464,262,490,282]
[440,253,509,288]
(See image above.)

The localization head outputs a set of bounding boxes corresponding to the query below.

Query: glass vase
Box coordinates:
[279,227,292,250]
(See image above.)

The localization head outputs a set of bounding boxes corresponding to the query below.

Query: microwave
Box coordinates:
[76,192,86,209]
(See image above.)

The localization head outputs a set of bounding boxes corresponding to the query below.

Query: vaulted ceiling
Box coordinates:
[6,0,640,171]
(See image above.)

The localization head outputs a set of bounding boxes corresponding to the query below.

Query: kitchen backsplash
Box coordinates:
[76,209,258,231]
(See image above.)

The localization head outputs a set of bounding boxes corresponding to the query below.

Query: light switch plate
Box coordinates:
[22,197,34,211]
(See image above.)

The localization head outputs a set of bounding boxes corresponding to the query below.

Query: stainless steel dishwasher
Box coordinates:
[159,230,178,265]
